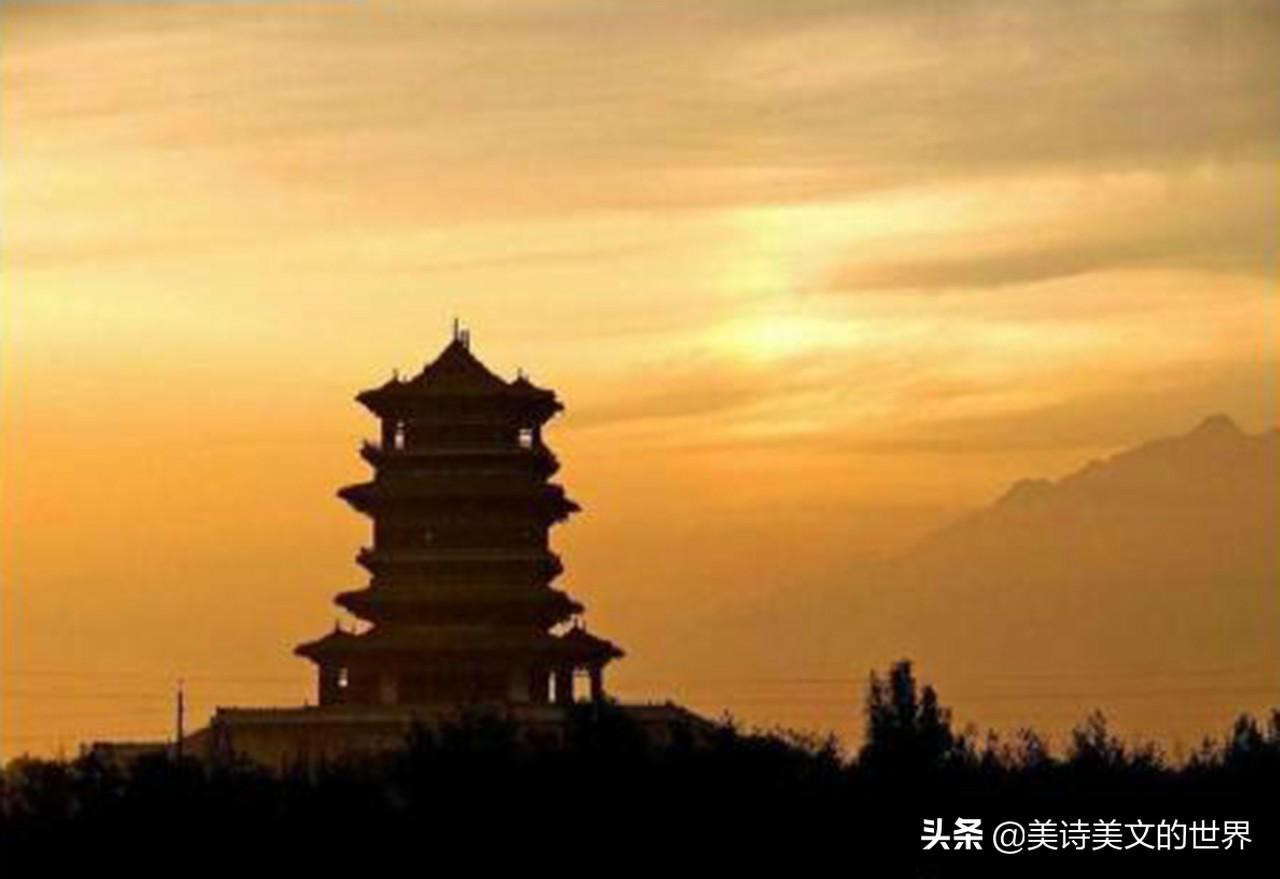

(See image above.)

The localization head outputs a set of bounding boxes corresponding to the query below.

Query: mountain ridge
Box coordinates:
[913,413,1278,560]
[690,414,1279,745]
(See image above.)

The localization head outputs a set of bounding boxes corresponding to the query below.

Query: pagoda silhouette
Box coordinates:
[178,328,701,767]
[295,326,623,707]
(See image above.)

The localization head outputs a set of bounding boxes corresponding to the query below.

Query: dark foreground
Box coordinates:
[3,662,1276,875]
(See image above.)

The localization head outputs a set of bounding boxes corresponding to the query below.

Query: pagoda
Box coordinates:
[294,327,623,709]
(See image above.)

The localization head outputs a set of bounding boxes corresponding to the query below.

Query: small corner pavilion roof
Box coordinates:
[558,625,625,662]
[510,372,554,397]
[293,627,360,661]
[294,623,624,665]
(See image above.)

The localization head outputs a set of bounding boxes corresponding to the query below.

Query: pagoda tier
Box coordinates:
[295,623,622,706]
[353,546,564,582]
[359,440,561,477]
[333,582,583,626]
[337,479,579,520]
[295,332,623,708]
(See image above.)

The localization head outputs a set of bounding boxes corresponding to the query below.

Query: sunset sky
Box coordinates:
[2,1,1276,756]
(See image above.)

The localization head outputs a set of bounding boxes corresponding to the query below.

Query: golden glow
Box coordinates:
[1,1,1276,757]
[707,313,851,363]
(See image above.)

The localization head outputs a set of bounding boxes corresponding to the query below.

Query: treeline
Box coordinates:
[2,661,1276,871]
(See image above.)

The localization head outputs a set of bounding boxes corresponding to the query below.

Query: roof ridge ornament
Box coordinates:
[451,316,471,350]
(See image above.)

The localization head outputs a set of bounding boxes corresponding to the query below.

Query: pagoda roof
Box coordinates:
[558,625,625,661]
[357,338,557,408]
[510,373,553,396]
[338,478,579,510]
[335,585,583,618]
[295,623,623,664]
[294,626,361,657]
[296,625,560,660]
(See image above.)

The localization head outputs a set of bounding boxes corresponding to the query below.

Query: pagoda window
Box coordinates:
[518,427,534,449]
[337,667,349,689]
[392,420,406,450]
[573,671,589,703]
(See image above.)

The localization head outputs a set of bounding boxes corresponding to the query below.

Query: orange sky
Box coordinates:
[1,1,1276,757]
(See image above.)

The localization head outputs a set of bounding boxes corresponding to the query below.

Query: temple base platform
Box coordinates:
[168,701,713,771]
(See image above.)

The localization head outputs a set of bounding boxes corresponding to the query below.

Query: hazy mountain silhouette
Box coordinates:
[877,414,1278,672]
[698,415,1279,739]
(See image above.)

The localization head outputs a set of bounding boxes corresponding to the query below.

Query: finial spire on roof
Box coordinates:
[451,317,471,349]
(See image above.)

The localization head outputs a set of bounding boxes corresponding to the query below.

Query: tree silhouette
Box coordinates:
[1,659,1275,869]
[859,659,968,773]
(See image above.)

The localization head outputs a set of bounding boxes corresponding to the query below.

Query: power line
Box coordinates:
[2,730,168,743]
[9,707,176,719]
[4,665,1273,685]
[618,666,1278,686]
[2,668,303,684]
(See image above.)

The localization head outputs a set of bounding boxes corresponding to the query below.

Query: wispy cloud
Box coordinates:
[829,165,1278,292]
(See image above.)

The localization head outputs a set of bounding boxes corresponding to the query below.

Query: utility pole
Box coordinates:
[175,679,185,761]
